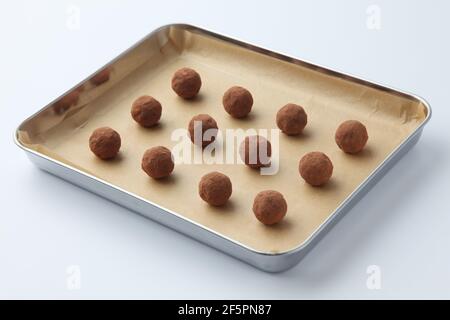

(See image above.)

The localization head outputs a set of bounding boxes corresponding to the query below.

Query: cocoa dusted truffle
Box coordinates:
[276,103,307,135]
[335,120,368,154]
[222,86,253,118]
[171,67,202,99]
[299,152,333,186]
[198,172,232,206]
[253,190,287,225]
[188,114,218,148]
[89,127,121,160]
[239,135,272,168]
[131,95,162,127]
[90,67,110,86]
[141,146,174,179]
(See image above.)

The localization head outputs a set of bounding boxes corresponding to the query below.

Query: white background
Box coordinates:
[1,0,449,299]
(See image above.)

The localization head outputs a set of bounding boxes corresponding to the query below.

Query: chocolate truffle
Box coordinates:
[141,146,174,179]
[299,152,333,186]
[188,114,218,148]
[239,135,272,168]
[171,67,202,99]
[335,120,368,154]
[253,190,287,225]
[199,172,232,206]
[90,67,110,86]
[131,95,162,127]
[222,86,253,118]
[276,103,308,135]
[89,127,121,160]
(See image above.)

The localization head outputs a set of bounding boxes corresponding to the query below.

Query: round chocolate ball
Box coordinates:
[239,135,272,168]
[335,120,368,154]
[131,95,162,127]
[188,114,218,148]
[199,172,232,206]
[276,103,308,135]
[299,152,333,186]
[222,86,253,118]
[89,127,121,160]
[171,67,202,99]
[141,146,174,179]
[253,190,287,225]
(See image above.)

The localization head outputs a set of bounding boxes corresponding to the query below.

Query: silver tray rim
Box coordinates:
[14,23,432,260]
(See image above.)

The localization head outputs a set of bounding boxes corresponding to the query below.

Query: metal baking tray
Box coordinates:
[15,24,431,272]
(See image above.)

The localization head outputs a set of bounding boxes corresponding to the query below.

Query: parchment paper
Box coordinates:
[19,27,427,253]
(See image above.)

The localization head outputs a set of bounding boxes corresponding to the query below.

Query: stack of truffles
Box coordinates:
[88,67,369,226]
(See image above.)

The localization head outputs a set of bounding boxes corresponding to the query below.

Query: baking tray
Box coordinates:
[15,24,431,272]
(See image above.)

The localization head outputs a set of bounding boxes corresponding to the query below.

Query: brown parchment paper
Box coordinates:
[18,27,427,253]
